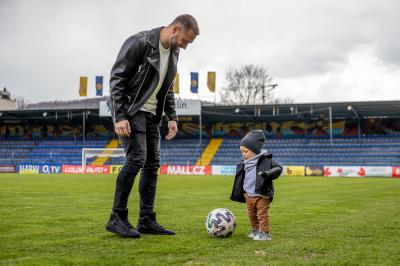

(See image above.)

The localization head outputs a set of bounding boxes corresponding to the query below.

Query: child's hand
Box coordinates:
[259,167,283,180]
[258,171,269,178]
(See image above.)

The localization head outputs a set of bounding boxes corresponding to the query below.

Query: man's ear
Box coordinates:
[172,24,181,35]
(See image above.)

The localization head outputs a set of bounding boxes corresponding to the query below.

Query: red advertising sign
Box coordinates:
[392,167,400,177]
[84,165,110,174]
[62,165,84,174]
[0,165,16,173]
[62,165,110,174]
[160,165,212,175]
[324,166,363,177]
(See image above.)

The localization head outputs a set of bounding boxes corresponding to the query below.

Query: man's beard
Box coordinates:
[169,35,179,51]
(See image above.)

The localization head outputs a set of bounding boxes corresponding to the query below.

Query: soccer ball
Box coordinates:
[205,208,237,237]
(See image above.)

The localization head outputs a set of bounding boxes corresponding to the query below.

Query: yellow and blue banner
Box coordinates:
[96,76,103,96]
[79,76,88,96]
[173,73,179,94]
[190,72,198,93]
[207,71,216,92]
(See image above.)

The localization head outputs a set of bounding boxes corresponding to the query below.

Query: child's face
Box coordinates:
[240,146,257,160]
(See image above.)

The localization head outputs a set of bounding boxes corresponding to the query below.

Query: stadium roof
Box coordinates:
[0,99,399,122]
[22,96,108,110]
[202,100,400,122]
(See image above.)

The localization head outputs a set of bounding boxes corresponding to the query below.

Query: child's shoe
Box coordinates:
[248,229,258,238]
[253,231,272,241]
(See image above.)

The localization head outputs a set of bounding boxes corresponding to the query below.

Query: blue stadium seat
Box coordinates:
[211,136,400,166]
[1,135,399,167]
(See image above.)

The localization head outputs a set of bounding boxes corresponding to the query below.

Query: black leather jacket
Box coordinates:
[230,153,282,203]
[108,27,178,123]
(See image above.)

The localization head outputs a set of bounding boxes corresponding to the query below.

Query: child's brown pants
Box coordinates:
[244,193,271,233]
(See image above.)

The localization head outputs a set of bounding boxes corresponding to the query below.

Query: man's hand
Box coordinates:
[114,120,131,137]
[165,120,178,140]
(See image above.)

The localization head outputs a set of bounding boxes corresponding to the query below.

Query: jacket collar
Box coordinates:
[145,27,162,73]
[262,153,273,159]
[242,153,273,162]
[237,153,272,167]
[146,26,179,80]
[146,27,162,49]
[146,27,180,56]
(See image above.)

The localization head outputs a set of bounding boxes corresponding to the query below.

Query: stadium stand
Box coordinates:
[0,138,208,166]
[105,138,208,165]
[1,135,399,167]
[160,139,208,165]
[0,100,399,168]
[0,138,109,165]
[212,135,400,166]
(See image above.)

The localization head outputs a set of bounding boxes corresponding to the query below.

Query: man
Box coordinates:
[106,14,199,238]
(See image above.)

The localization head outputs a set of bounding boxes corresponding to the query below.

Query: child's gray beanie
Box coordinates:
[240,129,266,154]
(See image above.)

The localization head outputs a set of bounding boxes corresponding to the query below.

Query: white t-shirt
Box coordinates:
[140,40,170,115]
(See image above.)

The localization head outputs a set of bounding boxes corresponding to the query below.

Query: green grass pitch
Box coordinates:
[0,174,399,265]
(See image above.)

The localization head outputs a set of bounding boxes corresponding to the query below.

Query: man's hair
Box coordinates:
[171,14,199,35]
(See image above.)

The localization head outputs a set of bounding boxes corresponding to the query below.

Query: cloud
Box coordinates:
[276,46,400,102]
[0,0,399,103]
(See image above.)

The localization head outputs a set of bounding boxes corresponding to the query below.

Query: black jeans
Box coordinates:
[112,111,161,218]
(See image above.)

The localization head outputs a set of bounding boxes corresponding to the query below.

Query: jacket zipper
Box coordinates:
[111,65,144,121]
[126,64,150,114]
[127,64,143,88]
[112,99,116,122]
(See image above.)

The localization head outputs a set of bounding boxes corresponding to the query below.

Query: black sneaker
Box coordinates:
[106,212,141,238]
[137,213,175,235]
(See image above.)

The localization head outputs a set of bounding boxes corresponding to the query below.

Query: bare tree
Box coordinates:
[220,65,275,105]
[16,96,27,109]
[270,98,294,104]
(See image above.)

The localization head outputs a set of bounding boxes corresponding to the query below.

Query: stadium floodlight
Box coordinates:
[347,105,361,142]
[347,105,360,118]
[81,148,125,168]
[290,106,298,115]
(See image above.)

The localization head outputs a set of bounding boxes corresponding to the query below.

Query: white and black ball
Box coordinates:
[205,208,237,237]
